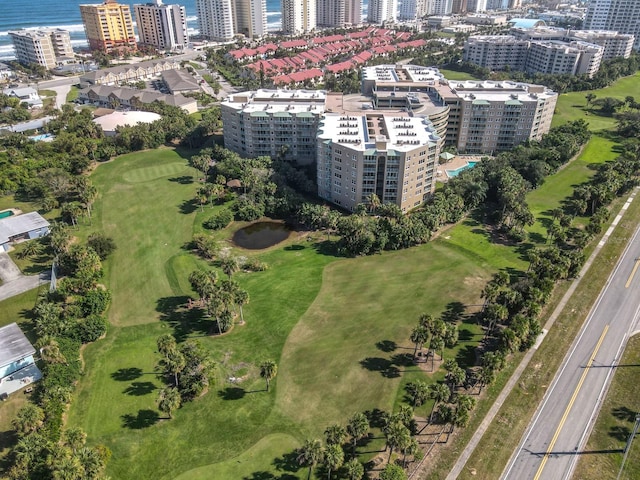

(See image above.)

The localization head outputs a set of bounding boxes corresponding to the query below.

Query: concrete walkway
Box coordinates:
[0,252,49,302]
[48,84,71,110]
[445,187,639,480]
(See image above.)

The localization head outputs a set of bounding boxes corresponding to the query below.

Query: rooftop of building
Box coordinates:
[93,110,161,132]
[161,69,200,92]
[222,89,327,115]
[8,28,69,38]
[80,58,179,82]
[362,64,446,85]
[449,80,557,101]
[318,112,440,153]
[0,323,35,369]
[79,84,194,108]
[0,212,49,245]
[509,18,547,29]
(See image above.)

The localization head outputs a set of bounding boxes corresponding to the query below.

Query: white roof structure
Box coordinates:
[221,89,327,115]
[0,212,50,245]
[0,323,35,368]
[93,111,162,134]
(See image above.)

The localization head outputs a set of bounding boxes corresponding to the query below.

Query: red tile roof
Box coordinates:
[280,39,308,49]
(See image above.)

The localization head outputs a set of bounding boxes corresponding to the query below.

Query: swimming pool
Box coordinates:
[28,133,54,142]
[0,210,15,219]
[446,161,478,178]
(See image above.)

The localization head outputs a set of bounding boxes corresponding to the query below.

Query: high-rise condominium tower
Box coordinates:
[232,0,267,38]
[317,0,361,27]
[583,0,640,50]
[9,29,73,69]
[282,0,316,34]
[134,0,188,51]
[196,0,235,41]
[367,0,397,25]
[80,0,136,53]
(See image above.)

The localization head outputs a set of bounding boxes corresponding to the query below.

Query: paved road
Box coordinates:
[502,220,640,480]
[0,252,49,302]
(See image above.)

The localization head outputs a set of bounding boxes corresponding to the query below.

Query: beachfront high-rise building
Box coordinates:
[133,0,188,51]
[367,0,398,25]
[196,0,235,41]
[282,0,317,34]
[466,0,487,13]
[9,29,73,69]
[232,0,267,39]
[431,0,453,15]
[583,0,640,50]
[452,0,468,14]
[399,0,433,20]
[80,0,136,53]
[317,0,362,27]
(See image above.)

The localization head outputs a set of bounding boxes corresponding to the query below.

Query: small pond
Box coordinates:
[232,221,291,250]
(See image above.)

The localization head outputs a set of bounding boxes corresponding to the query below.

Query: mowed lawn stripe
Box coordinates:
[122,162,190,183]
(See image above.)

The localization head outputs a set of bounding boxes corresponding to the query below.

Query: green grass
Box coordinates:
[63,147,508,479]
[439,69,480,81]
[66,86,80,103]
[574,335,640,480]
[552,72,640,131]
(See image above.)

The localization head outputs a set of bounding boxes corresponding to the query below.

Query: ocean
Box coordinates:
[0,0,284,61]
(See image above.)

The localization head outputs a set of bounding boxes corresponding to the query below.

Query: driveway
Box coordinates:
[0,252,49,302]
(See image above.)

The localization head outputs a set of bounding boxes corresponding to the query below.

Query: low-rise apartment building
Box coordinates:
[79,58,181,86]
[77,85,197,113]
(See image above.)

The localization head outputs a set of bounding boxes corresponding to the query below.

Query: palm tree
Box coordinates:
[437,403,455,441]
[585,93,596,107]
[77,447,107,479]
[157,334,177,359]
[12,404,45,436]
[346,412,369,454]
[324,424,347,446]
[220,256,239,279]
[367,193,381,214]
[297,439,324,480]
[17,240,43,259]
[62,427,86,453]
[429,336,444,369]
[344,457,364,480]
[427,383,450,423]
[36,336,66,364]
[259,360,278,392]
[235,289,249,324]
[158,349,185,387]
[79,183,98,219]
[410,325,429,359]
[476,366,496,393]
[384,420,411,463]
[323,444,344,480]
[406,380,429,408]
[157,387,182,419]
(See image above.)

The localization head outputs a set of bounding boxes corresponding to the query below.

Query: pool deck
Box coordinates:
[437,155,485,182]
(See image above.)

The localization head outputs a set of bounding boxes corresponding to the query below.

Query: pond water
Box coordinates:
[232,222,291,250]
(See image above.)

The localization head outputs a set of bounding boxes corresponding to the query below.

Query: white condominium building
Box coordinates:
[368,0,398,25]
[569,30,634,60]
[317,112,441,212]
[431,0,453,15]
[9,29,73,69]
[464,35,605,77]
[281,0,316,34]
[399,0,433,20]
[232,0,267,38]
[221,89,327,164]
[196,0,235,41]
[526,41,603,77]
[317,0,362,27]
[583,0,640,50]
[448,80,557,154]
[134,0,188,51]
[466,0,487,13]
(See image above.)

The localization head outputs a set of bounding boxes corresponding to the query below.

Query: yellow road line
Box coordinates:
[625,259,640,288]
[532,325,609,480]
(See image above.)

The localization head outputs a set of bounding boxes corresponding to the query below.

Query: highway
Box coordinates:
[502,216,640,479]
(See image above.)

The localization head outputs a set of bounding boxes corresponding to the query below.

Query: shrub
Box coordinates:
[203,208,233,230]
[243,258,269,272]
[75,315,107,343]
[79,288,112,316]
[87,233,117,260]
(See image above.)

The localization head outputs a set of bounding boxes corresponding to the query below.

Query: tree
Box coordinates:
[260,360,277,392]
[12,404,45,436]
[427,383,450,423]
[324,424,347,446]
[36,335,67,364]
[87,233,116,260]
[235,288,249,324]
[157,334,177,359]
[323,443,344,480]
[410,325,429,359]
[157,386,182,419]
[380,463,407,480]
[344,457,364,480]
[346,412,369,453]
[220,255,239,279]
[406,380,429,408]
[158,348,185,387]
[585,93,596,107]
[17,240,43,259]
[384,420,411,462]
[62,427,86,453]
[297,439,324,480]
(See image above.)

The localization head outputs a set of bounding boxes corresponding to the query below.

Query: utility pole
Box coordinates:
[617,413,640,480]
